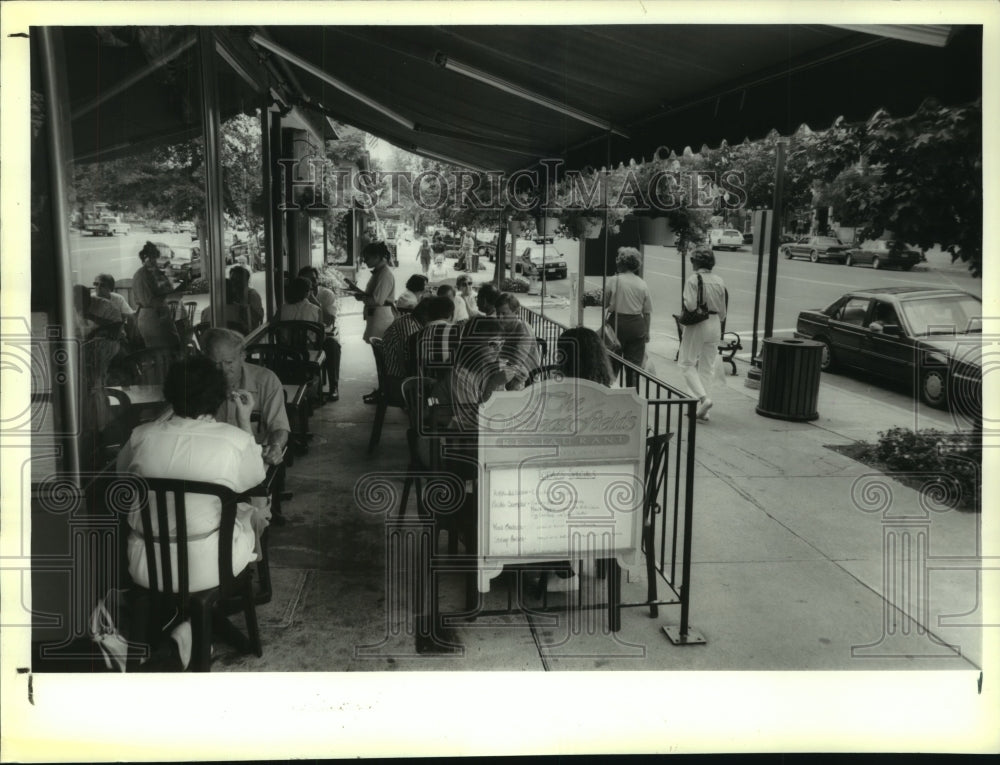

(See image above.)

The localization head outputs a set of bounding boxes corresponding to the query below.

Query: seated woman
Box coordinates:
[279,276,323,323]
[556,327,614,387]
[395,274,428,312]
[117,355,267,594]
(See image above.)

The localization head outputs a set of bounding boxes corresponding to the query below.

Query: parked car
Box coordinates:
[709,228,744,250]
[780,235,851,263]
[513,246,567,280]
[151,242,199,279]
[795,287,982,410]
[844,239,923,271]
[533,231,555,245]
[87,215,130,236]
[150,220,177,234]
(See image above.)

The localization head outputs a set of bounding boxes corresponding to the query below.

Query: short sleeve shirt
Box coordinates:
[606,273,653,315]
[215,361,290,443]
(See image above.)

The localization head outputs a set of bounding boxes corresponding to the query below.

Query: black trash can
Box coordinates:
[756,337,823,421]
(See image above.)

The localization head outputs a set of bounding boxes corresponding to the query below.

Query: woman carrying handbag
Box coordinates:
[604,247,652,387]
[677,245,728,422]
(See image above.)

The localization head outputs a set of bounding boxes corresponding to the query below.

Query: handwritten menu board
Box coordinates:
[476,379,647,592]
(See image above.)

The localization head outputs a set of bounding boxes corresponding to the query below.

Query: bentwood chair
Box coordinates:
[127,476,262,671]
[368,337,407,454]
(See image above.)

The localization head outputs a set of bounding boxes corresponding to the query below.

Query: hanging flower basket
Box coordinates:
[538,216,561,236]
[575,216,604,239]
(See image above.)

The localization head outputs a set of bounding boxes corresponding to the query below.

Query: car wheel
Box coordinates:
[871,255,881,270]
[920,368,948,409]
[809,250,819,263]
[845,253,853,267]
[782,247,792,259]
[817,337,837,373]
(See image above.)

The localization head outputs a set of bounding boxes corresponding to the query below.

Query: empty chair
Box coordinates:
[368,337,407,454]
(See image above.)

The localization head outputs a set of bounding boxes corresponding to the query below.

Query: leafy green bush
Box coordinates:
[500,277,530,293]
[582,288,604,307]
[873,427,981,511]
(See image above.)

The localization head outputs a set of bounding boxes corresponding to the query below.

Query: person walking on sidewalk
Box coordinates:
[417,238,432,276]
[604,247,652,387]
[678,245,727,422]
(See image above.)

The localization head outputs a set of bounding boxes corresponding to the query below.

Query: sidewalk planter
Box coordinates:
[637,216,673,246]
[575,216,604,239]
[756,337,823,421]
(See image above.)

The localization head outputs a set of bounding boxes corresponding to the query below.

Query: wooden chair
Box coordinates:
[113,278,136,311]
[127,476,262,671]
[244,343,318,455]
[261,320,328,399]
[368,337,407,454]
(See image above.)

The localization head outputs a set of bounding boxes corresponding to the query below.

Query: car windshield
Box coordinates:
[860,240,889,251]
[724,230,741,236]
[899,295,982,335]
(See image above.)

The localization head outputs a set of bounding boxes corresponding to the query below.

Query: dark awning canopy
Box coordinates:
[65,24,982,172]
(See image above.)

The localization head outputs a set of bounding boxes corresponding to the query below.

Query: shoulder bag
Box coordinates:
[678,273,710,326]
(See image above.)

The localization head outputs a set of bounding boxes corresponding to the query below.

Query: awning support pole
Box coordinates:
[39,27,81,477]
[763,139,787,341]
[198,29,227,329]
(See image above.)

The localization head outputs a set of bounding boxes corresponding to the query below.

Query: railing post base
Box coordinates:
[662,624,707,645]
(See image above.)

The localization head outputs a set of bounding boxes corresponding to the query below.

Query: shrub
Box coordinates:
[582,288,604,307]
[873,427,981,511]
[318,264,348,291]
[500,277,530,293]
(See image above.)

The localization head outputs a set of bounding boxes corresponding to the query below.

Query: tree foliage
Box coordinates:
[835,100,982,276]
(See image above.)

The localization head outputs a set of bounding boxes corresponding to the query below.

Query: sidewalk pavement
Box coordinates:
[212,282,985,674]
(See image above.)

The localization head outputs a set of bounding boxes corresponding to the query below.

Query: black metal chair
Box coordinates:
[127,476,263,671]
[368,337,406,454]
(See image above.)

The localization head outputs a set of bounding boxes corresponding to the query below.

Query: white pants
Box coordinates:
[678,315,721,400]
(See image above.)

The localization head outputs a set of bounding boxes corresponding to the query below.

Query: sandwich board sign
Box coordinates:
[476,378,647,593]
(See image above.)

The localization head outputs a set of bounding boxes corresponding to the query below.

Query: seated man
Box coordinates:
[381,297,429,380]
[202,328,290,523]
[408,296,459,382]
[94,273,135,343]
[202,327,289,464]
[455,274,479,319]
[493,292,540,389]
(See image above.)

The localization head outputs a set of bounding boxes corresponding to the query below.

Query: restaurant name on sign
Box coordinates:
[476,379,649,592]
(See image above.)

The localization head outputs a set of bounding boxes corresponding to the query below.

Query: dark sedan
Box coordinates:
[780,235,851,263]
[844,239,923,271]
[795,287,982,414]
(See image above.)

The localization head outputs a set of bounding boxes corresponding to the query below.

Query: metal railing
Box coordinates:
[518,305,701,641]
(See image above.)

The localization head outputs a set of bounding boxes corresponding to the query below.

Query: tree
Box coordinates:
[843,100,982,276]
